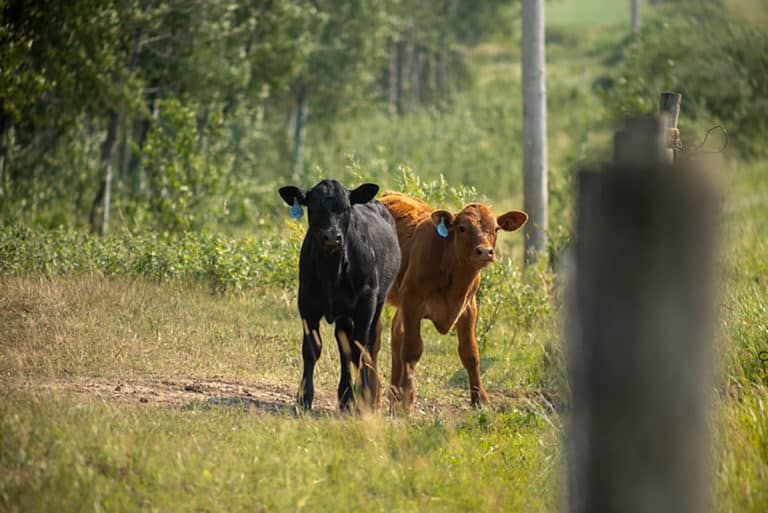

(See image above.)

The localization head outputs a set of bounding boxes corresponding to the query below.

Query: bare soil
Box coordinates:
[14,376,457,419]
[13,375,557,422]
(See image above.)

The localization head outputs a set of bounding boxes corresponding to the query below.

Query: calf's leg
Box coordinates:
[455,295,489,406]
[347,296,377,411]
[400,309,424,412]
[298,315,323,410]
[372,316,383,408]
[334,318,357,410]
[360,299,385,409]
[389,309,406,408]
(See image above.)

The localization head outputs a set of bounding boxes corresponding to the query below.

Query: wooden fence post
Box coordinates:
[658,92,682,163]
[567,116,719,513]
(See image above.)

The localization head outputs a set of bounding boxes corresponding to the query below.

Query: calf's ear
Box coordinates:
[279,186,307,206]
[497,210,528,232]
[430,210,455,229]
[349,183,379,204]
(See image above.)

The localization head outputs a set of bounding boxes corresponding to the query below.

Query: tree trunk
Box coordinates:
[291,88,308,181]
[396,40,405,116]
[90,111,120,235]
[631,0,640,33]
[437,38,447,96]
[388,40,400,116]
[521,0,548,264]
[130,116,151,196]
[412,46,424,106]
[118,124,131,198]
[0,107,8,201]
[401,28,416,110]
[89,21,141,234]
[437,0,452,99]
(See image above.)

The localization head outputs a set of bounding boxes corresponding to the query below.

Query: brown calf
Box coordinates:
[380,192,528,410]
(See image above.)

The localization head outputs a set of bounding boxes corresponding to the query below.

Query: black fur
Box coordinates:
[279,179,400,410]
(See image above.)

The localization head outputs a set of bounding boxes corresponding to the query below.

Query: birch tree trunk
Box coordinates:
[90,25,141,235]
[388,40,400,116]
[631,0,640,33]
[90,111,120,235]
[522,0,548,263]
[0,109,8,201]
[291,87,308,181]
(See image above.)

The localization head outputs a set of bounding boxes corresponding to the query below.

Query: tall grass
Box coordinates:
[0,392,562,513]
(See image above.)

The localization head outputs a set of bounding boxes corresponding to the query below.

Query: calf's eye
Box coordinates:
[459,226,466,233]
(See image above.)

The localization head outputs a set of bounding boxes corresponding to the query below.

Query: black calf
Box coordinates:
[278,179,400,411]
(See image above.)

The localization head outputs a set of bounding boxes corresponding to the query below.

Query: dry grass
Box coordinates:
[1,275,294,381]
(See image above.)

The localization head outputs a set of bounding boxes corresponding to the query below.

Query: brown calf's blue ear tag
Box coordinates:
[437,216,449,238]
[289,197,303,219]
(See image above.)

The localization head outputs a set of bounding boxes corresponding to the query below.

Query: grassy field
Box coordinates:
[2,3,768,513]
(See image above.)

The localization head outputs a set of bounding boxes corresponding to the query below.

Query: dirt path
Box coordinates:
[21,376,320,413]
[13,375,557,422]
[15,376,467,420]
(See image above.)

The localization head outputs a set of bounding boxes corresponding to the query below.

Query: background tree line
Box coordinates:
[0,0,512,234]
[1,0,765,236]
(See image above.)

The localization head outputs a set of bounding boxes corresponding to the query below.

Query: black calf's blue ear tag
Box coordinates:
[437,217,449,238]
[289,197,303,219]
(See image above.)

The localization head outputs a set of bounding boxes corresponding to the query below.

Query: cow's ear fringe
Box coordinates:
[350,183,379,204]
[279,186,307,207]
[430,210,455,230]
[497,210,528,232]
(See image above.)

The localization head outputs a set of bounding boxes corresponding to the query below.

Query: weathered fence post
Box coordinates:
[658,91,682,163]
[567,116,719,513]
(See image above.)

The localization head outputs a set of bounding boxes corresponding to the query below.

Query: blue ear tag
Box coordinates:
[289,198,303,219]
[437,216,449,238]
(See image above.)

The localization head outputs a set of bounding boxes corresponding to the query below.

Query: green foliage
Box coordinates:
[596,0,768,156]
[140,98,231,232]
[476,258,554,346]
[310,70,529,196]
[293,0,394,119]
[0,224,302,293]
[712,387,768,512]
[0,0,142,125]
[0,0,538,231]
[0,119,101,229]
[395,165,482,210]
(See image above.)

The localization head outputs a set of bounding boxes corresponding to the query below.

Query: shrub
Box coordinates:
[140,98,232,232]
[395,165,482,209]
[596,0,768,157]
[0,224,301,293]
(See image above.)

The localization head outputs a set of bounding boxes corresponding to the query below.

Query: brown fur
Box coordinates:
[380,191,527,410]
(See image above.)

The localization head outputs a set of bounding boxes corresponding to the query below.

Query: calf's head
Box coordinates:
[430,204,528,268]
[279,179,379,255]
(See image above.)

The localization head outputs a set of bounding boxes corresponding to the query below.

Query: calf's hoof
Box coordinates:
[387,385,409,415]
[470,388,490,408]
[296,395,313,412]
[338,385,355,412]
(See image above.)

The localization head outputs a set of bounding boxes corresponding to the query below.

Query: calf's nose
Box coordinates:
[474,247,494,259]
[322,231,342,246]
